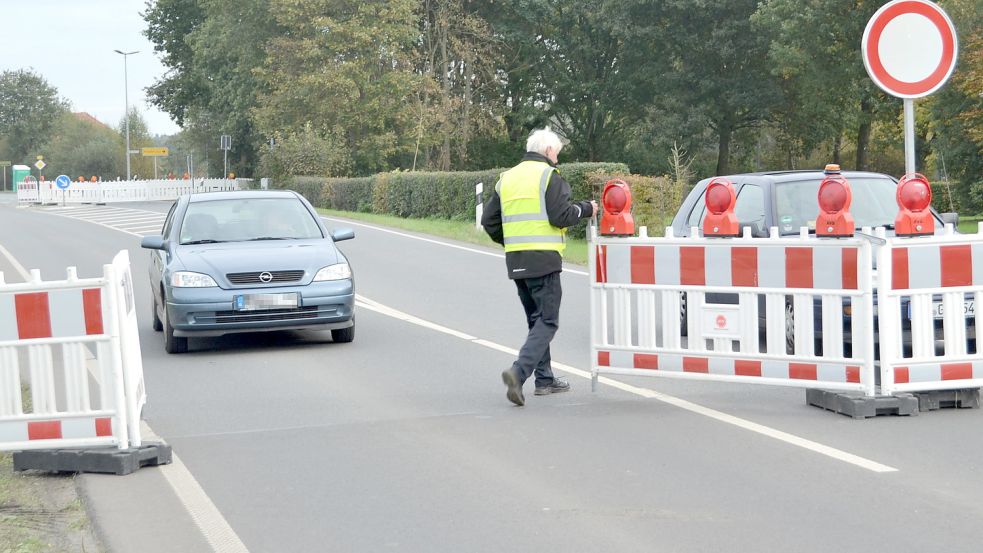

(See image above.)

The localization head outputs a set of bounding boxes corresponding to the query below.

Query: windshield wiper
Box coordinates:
[247,236,294,241]
[182,239,225,245]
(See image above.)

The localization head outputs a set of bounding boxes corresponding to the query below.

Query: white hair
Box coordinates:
[526,126,563,155]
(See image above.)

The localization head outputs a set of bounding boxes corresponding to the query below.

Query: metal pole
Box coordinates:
[123,56,131,181]
[154,157,158,180]
[224,148,228,179]
[903,98,916,174]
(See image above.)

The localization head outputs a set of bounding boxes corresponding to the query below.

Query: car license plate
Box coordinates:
[234,293,299,311]
[908,300,975,319]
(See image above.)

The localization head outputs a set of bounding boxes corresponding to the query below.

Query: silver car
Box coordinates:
[141,190,355,353]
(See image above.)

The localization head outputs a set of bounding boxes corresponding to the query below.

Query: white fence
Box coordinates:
[0,251,146,451]
[17,178,246,205]
[591,221,983,400]
[591,225,878,395]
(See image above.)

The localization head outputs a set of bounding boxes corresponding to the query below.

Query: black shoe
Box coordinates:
[534,377,570,396]
[502,368,525,406]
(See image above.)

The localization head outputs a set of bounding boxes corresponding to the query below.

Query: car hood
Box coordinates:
[173,239,342,278]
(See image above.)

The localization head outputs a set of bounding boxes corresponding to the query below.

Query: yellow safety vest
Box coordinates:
[496,160,565,253]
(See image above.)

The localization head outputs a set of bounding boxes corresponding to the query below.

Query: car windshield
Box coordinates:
[179,198,323,244]
[774,177,899,234]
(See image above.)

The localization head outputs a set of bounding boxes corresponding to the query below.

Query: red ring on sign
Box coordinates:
[865,0,956,97]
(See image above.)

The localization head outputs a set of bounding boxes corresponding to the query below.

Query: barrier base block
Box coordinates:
[806,389,919,419]
[914,388,980,412]
[12,443,172,476]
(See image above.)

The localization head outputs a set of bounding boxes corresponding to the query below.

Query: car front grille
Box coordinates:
[206,306,326,324]
[226,270,305,285]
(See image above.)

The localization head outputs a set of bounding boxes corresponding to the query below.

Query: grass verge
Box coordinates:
[958,216,983,234]
[317,208,590,266]
[0,386,95,552]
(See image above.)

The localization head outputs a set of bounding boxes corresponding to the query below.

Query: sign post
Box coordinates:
[55,174,71,206]
[220,135,231,178]
[862,0,958,174]
[0,161,9,192]
[142,147,169,180]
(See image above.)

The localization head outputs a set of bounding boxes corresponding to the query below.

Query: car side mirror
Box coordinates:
[141,235,166,250]
[941,212,959,226]
[746,219,767,237]
[330,228,355,242]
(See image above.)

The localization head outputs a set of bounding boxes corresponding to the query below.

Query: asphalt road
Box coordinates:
[2,194,982,552]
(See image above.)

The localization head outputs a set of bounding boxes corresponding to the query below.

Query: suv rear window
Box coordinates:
[775,177,899,234]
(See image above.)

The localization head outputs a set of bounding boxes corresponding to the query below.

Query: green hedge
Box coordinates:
[280,162,631,236]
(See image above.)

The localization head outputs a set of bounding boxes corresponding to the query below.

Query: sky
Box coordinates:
[1,0,180,136]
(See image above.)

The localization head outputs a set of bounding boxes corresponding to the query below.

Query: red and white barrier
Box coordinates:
[878,225,983,394]
[0,251,146,452]
[590,225,877,396]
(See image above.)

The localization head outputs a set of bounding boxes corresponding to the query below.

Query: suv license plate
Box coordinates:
[235,293,299,311]
[908,300,975,319]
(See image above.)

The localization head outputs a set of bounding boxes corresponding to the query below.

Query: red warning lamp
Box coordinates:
[895,173,934,236]
[702,178,739,237]
[815,164,854,237]
[600,179,635,236]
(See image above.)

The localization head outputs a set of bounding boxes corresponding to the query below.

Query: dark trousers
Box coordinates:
[512,272,562,387]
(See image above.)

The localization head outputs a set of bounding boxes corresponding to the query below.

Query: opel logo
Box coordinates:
[259,271,273,283]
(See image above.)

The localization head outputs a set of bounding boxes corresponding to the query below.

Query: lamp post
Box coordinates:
[114,49,139,180]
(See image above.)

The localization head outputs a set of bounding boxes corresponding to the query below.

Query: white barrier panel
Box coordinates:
[0,252,145,451]
[590,226,877,396]
[878,225,983,394]
[18,178,246,205]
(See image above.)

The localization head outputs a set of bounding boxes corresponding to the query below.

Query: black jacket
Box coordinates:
[481,152,594,279]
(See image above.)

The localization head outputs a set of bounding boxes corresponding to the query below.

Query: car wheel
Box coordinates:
[679,292,688,336]
[163,305,188,354]
[151,296,163,332]
[332,324,354,343]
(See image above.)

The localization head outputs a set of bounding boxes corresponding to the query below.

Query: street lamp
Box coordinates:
[114,49,139,180]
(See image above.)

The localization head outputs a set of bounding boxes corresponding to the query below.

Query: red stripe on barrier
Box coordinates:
[789,363,817,380]
[680,247,705,286]
[28,420,62,440]
[785,248,813,288]
[846,366,861,384]
[842,248,858,290]
[597,351,610,366]
[734,360,761,377]
[940,245,972,287]
[895,367,910,384]
[892,248,909,290]
[683,357,709,374]
[731,247,758,287]
[630,246,655,284]
[82,289,104,335]
[15,292,52,339]
[95,418,113,437]
[634,353,659,370]
[941,363,973,381]
[595,246,607,283]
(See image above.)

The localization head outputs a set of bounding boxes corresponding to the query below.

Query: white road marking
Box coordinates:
[141,423,250,553]
[0,242,32,281]
[322,215,590,277]
[355,294,899,474]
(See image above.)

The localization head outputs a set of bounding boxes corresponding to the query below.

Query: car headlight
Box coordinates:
[313,263,352,281]
[170,271,218,288]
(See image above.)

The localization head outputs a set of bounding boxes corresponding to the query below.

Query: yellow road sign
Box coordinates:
[141,147,169,157]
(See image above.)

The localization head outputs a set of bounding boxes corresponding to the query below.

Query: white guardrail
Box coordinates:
[0,251,146,451]
[16,178,247,205]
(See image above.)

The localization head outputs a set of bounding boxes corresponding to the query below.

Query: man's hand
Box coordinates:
[589,200,598,216]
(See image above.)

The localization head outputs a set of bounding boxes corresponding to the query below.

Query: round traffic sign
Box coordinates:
[862,0,958,99]
[55,174,72,190]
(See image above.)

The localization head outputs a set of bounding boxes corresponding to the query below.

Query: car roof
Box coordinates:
[185,190,300,203]
[697,170,895,186]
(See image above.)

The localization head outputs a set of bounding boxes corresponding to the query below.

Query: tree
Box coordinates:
[143,0,206,128]
[618,0,782,175]
[42,112,121,179]
[0,69,68,163]
[254,0,422,175]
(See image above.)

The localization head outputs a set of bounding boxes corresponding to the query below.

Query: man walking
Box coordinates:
[482,127,597,406]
